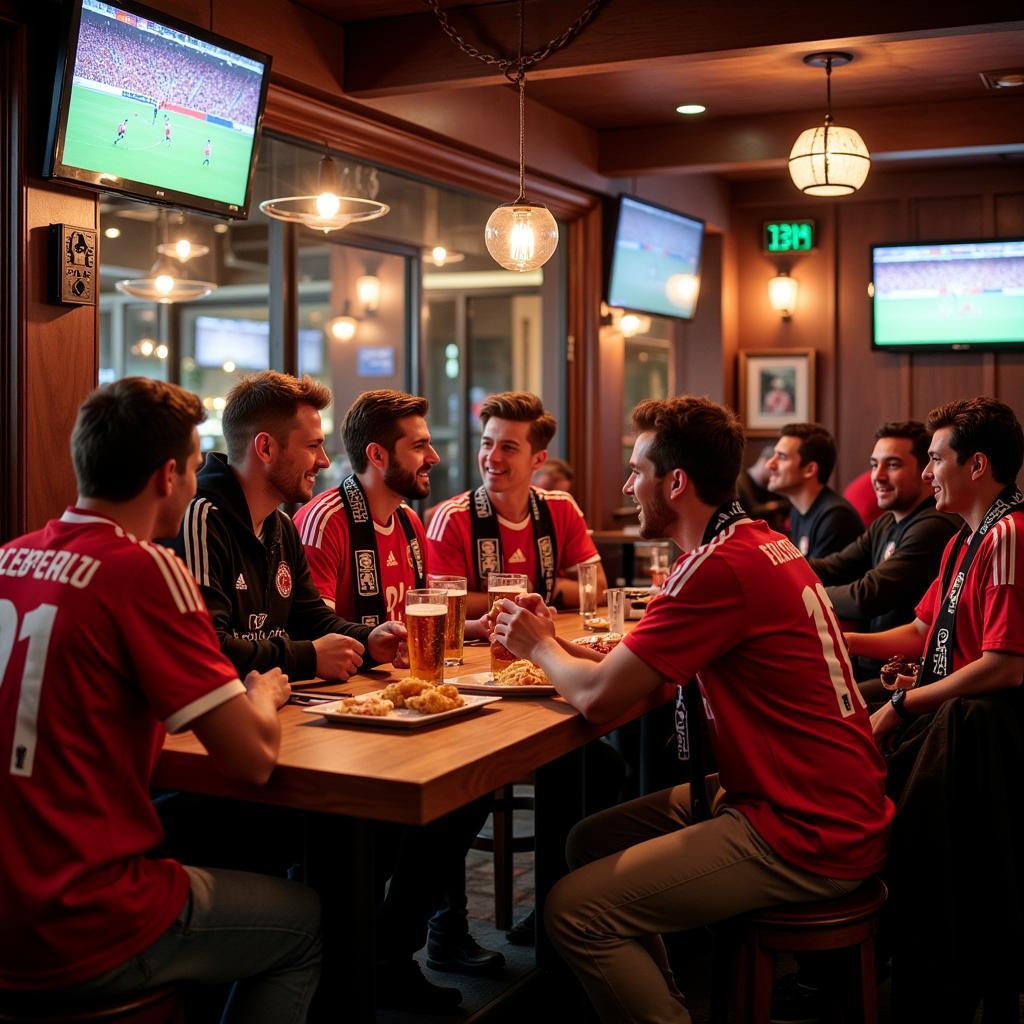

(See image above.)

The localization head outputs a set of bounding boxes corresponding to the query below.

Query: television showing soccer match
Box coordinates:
[871,239,1024,351]
[606,195,705,321]
[46,0,271,218]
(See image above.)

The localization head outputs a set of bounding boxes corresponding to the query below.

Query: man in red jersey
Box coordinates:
[494,396,892,1024]
[427,391,605,616]
[0,379,320,1020]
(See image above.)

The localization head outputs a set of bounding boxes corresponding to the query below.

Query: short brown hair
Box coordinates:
[875,420,930,471]
[479,391,556,452]
[222,371,331,462]
[779,422,837,483]
[72,378,204,501]
[342,390,429,473]
[537,457,573,482]
[632,396,744,506]
[927,398,1024,485]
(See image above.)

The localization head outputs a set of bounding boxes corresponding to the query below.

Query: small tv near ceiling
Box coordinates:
[871,238,1024,352]
[606,195,705,321]
[45,0,271,218]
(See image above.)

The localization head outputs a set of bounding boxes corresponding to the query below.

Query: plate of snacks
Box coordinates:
[573,632,624,655]
[455,660,557,696]
[304,678,500,728]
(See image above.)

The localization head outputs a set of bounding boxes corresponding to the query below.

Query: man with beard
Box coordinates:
[492,396,892,1024]
[174,371,404,682]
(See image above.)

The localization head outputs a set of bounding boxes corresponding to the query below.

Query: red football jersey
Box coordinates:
[623,519,893,879]
[426,488,600,592]
[915,510,1024,671]
[295,489,428,623]
[0,510,243,989]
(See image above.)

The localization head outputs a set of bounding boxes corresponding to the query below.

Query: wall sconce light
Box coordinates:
[789,52,870,197]
[355,274,380,313]
[326,314,358,342]
[768,272,799,321]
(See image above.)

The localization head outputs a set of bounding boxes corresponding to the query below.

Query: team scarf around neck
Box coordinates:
[468,485,558,604]
[341,474,426,627]
[676,499,753,821]
[918,484,1023,686]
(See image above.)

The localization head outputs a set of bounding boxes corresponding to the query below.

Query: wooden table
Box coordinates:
[156,616,654,1021]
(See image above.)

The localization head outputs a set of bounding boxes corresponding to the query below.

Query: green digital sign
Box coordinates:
[763,220,815,253]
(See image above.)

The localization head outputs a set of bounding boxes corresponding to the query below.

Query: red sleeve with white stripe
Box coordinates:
[545,492,600,571]
[295,491,347,606]
[978,511,1024,655]
[426,498,474,581]
[126,544,243,731]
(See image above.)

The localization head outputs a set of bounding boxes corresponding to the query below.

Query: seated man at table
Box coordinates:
[0,378,320,1022]
[844,397,1024,1021]
[766,422,864,558]
[809,420,959,682]
[173,371,405,679]
[294,388,501,980]
[428,390,606,616]
[493,395,892,1024]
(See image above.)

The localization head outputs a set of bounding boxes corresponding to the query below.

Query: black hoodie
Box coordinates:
[172,453,373,680]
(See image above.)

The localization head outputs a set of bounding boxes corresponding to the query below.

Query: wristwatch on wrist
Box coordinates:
[890,687,914,723]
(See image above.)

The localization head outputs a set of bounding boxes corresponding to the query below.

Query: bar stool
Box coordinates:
[471,783,535,929]
[0,986,184,1024]
[711,877,887,1024]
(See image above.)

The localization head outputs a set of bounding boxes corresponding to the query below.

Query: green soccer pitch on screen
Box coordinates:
[46,0,270,219]
[871,239,1024,352]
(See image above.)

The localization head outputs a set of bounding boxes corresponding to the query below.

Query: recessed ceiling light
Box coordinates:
[104,226,121,239]
[980,68,1024,90]
[675,104,706,115]
[213,222,229,234]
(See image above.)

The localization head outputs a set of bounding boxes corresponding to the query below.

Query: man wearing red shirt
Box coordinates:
[494,396,892,1024]
[427,391,605,616]
[845,398,1024,741]
[0,379,320,1020]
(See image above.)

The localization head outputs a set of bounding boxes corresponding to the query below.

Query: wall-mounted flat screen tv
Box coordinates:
[606,195,705,320]
[871,239,1024,351]
[46,0,271,218]
[194,316,324,374]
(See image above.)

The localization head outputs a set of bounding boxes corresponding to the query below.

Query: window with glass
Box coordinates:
[97,132,566,506]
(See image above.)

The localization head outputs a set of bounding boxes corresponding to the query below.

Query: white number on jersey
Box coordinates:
[802,584,866,718]
[0,600,58,776]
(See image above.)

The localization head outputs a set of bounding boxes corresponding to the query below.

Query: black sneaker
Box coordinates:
[769,971,822,1024]
[505,910,535,947]
[426,931,505,975]
[375,959,463,1013]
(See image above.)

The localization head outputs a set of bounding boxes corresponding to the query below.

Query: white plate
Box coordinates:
[453,670,557,697]
[303,690,501,728]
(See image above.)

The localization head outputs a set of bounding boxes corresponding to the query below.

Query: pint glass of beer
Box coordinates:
[405,588,447,683]
[428,574,468,666]
[487,573,528,677]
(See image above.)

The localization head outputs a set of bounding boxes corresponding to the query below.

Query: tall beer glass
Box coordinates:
[428,574,468,666]
[405,588,447,683]
[487,572,528,677]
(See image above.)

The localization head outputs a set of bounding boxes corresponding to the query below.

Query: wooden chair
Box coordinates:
[0,986,184,1024]
[711,877,888,1024]
[471,783,535,930]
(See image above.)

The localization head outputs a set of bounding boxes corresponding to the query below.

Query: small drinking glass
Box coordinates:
[605,588,626,634]
[649,545,671,589]
[405,588,447,683]
[428,574,468,666]
[577,562,598,619]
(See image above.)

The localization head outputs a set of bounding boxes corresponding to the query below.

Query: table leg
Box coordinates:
[305,814,376,1024]
[534,747,585,970]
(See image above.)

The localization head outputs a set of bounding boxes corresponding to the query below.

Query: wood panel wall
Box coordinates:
[730,165,1024,487]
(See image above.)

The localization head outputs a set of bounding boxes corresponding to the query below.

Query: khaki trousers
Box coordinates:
[544,783,861,1024]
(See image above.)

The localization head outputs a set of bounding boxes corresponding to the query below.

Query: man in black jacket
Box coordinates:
[174,372,404,678]
[809,421,959,681]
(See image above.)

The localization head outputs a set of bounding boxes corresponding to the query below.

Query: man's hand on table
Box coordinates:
[313,632,366,680]
[368,620,408,667]
[492,597,557,663]
[244,666,291,709]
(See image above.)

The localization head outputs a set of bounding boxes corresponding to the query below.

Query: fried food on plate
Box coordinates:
[381,677,434,708]
[336,695,394,716]
[493,659,549,686]
[406,684,465,714]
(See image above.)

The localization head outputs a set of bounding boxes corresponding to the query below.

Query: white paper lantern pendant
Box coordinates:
[789,52,870,197]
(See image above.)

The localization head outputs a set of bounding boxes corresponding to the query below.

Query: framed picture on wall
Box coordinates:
[738,349,816,437]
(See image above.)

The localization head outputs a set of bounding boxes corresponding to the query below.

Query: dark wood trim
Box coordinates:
[1,24,25,541]
[264,85,597,221]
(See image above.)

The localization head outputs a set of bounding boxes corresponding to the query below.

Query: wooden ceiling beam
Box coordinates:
[341,0,1023,96]
[597,95,1024,176]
